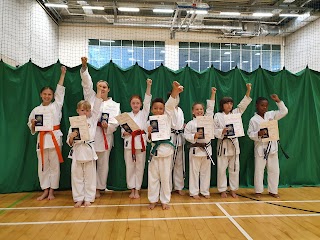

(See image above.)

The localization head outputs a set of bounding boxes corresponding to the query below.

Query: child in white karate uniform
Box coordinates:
[147,81,183,210]
[28,66,66,201]
[80,57,121,198]
[67,88,103,207]
[167,92,186,195]
[248,94,288,198]
[214,83,252,198]
[184,87,216,199]
[122,79,152,199]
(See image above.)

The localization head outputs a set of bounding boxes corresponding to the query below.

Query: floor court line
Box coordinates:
[1,199,320,211]
[216,203,253,240]
[1,213,319,226]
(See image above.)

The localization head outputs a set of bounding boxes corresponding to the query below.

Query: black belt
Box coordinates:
[189,142,215,166]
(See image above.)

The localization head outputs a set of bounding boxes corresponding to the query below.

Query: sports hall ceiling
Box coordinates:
[39,0,320,38]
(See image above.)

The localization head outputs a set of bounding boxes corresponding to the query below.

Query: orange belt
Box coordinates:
[131,129,146,161]
[97,122,109,150]
[39,125,64,170]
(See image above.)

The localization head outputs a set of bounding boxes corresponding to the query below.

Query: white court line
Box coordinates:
[216,203,253,240]
[1,213,319,226]
[1,199,320,211]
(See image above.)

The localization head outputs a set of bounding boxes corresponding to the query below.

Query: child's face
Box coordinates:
[256,100,268,115]
[40,89,54,105]
[151,102,165,115]
[192,104,204,117]
[97,82,110,98]
[130,98,142,113]
[223,102,233,114]
[77,106,91,118]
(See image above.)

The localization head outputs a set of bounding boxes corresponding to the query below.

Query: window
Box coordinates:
[179,42,281,72]
[88,39,165,70]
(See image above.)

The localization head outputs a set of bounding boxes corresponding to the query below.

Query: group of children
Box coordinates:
[28,58,288,209]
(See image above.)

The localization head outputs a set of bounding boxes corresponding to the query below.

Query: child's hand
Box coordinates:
[70,131,78,139]
[258,129,267,137]
[123,131,131,136]
[271,94,280,103]
[211,87,217,94]
[146,78,152,86]
[147,126,153,134]
[61,66,67,74]
[81,57,88,68]
[222,127,228,135]
[101,121,108,129]
[194,132,200,140]
[31,119,37,128]
[246,83,252,91]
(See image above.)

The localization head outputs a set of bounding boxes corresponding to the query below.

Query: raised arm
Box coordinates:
[80,57,96,104]
[271,94,288,120]
[205,87,216,116]
[54,66,67,109]
[166,81,183,118]
[141,79,152,118]
[235,83,252,114]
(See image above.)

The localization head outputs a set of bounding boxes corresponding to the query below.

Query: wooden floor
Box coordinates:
[1,187,320,240]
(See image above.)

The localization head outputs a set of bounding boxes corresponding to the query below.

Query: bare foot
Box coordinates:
[134,190,140,199]
[74,201,83,208]
[47,188,55,200]
[220,192,228,198]
[269,192,280,198]
[230,190,238,198]
[255,193,262,198]
[95,190,101,199]
[191,195,201,199]
[162,203,170,210]
[203,195,211,199]
[129,189,135,199]
[148,202,157,210]
[84,201,92,207]
[37,189,49,201]
[176,190,185,196]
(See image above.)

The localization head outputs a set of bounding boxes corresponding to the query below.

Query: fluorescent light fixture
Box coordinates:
[205,60,220,63]
[223,60,235,63]
[153,9,174,13]
[127,49,134,53]
[118,7,140,12]
[99,40,115,43]
[253,12,273,17]
[279,13,300,17]
[129,58,140,62]
[224,52,231,55]
[255,53,261,55]
[242,61,249,63]
[185,60,198,63]
[82,6,104,10]
[187,10,208,15]
[149,59,164,62]
[220,12,241,16]
[45,3,68,8]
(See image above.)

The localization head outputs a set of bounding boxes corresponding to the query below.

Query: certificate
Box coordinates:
[115,113,140,133]
[224,113,245,138]
[34,110,53,132]
[149,115,171,141]
[196,116,214,140]
[101,104,119,124]
[69,115,90,141]
[259,120,279,142]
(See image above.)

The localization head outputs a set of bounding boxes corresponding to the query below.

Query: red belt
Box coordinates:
[97,122,109,150]
[131,129,146,161]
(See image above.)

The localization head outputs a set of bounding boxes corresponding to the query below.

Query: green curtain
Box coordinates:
[1,60,320,193]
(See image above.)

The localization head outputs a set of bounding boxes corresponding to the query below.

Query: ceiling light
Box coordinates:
[82,6,104,10]
[253,12,273,17]
[279,13,300,17]
[100,40,115,43]
[153,9,174,13]
[224,52,231,55]
[220,12,241,16]
[45,3,68,8]
[187,10,208,15]
[185,60,198,63]
[118,7,140,12]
